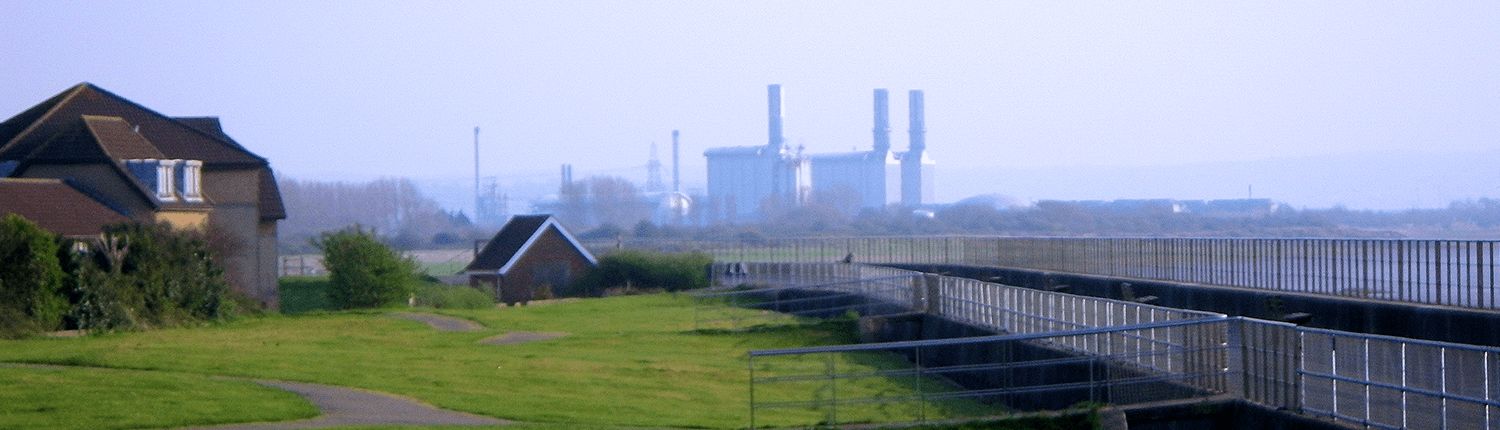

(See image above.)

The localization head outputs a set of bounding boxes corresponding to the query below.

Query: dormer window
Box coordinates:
[179,160,204,202]
[180,161,202,203]
[156,159,179,202]
[124,158,193,203]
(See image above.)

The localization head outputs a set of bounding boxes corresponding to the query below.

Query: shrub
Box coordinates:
[70,222,234,331]
[313,226,417,309]
[567,251,712,297]
[412,283,493,309]
[278,276,333,314]
[0,214,69,337]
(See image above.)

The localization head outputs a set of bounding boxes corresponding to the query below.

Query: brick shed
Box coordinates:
[464,214,597,305]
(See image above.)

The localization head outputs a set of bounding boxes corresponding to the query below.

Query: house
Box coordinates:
[0,83,286,308]
[465,214,597,306]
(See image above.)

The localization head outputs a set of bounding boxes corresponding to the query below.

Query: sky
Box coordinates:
[3,1,1498,211]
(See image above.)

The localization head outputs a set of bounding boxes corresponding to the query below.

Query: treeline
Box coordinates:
[278,177,485,252]
[0,215,240,338]
[538,175,655,233]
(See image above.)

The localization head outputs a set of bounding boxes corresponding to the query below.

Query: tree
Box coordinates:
[314,226,417,309]
[278,177,480,251]
[0,214,67,337]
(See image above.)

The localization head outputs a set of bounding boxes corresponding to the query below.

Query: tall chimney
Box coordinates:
[473,126,480,218]
[671,130,681,192]
[767,84,784,150]
[873,89,890,152]
[908,90,925,152]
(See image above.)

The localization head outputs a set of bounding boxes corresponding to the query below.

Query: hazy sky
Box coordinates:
[3,1,1497,210]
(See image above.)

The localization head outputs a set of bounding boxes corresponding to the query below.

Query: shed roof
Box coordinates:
[465,214,597,275]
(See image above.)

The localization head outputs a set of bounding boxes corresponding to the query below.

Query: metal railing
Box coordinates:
[603,236,1500,310]
[730,262,1500,429]
[1294,324,1500,429]
[708,262,1222,335]
[931,275,1220,338]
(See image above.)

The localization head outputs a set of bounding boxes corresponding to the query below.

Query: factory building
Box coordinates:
[705,84,935,222]
[703,85,809,222]
[809,89,935,211]
[899,90,936,206]
[809,89,902,211]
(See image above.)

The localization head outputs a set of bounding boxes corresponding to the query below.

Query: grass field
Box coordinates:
[0,365,318,430]
[0,292,1018,429]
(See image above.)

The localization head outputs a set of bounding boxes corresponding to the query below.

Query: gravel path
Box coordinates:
[390,312,484,332]
[186,380,508,429]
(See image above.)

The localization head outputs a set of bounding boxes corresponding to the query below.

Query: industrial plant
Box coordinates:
[704,85,936,222]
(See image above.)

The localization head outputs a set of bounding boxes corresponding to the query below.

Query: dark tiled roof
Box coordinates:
[466,215,552,272]
[173,117,228,140]
[19,119,114,163]
[258,169,286,220]
[0,88,72,156]
[0,178,128,237]
[0,83,264,166]
[15,115,191,211]
[465,215,554,272]
[0,83,284,215]
[82,115,164,159]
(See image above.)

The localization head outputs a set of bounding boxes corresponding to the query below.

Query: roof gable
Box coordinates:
[465,215,597,274]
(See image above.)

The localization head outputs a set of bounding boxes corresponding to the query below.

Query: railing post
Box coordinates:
[748,354,757,429]
[826,353,838,426]
[1477,243,1486,309]
[916,345,926,423]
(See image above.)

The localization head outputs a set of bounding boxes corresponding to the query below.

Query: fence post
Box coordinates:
[924,274,942,315]
[826,353,838,426]
[748,354,757,429]
[1477,243,1486,309]
[1228,318,1248,400]
[916,345,926,423]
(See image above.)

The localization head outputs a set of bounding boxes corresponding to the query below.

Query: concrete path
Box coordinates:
[186,380,508,429]
[390,312,484,332]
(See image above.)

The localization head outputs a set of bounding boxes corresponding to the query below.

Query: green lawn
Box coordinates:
[419,260,469,277]
[0,365,317,430]
[0,294,1000,428]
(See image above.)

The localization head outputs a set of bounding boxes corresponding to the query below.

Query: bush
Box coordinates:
[278,276,333,314]
[70,222,234,331]
[412,283,493,309]
[567,251,712,297]
[0,214,68,337]
[313,226,417,309]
